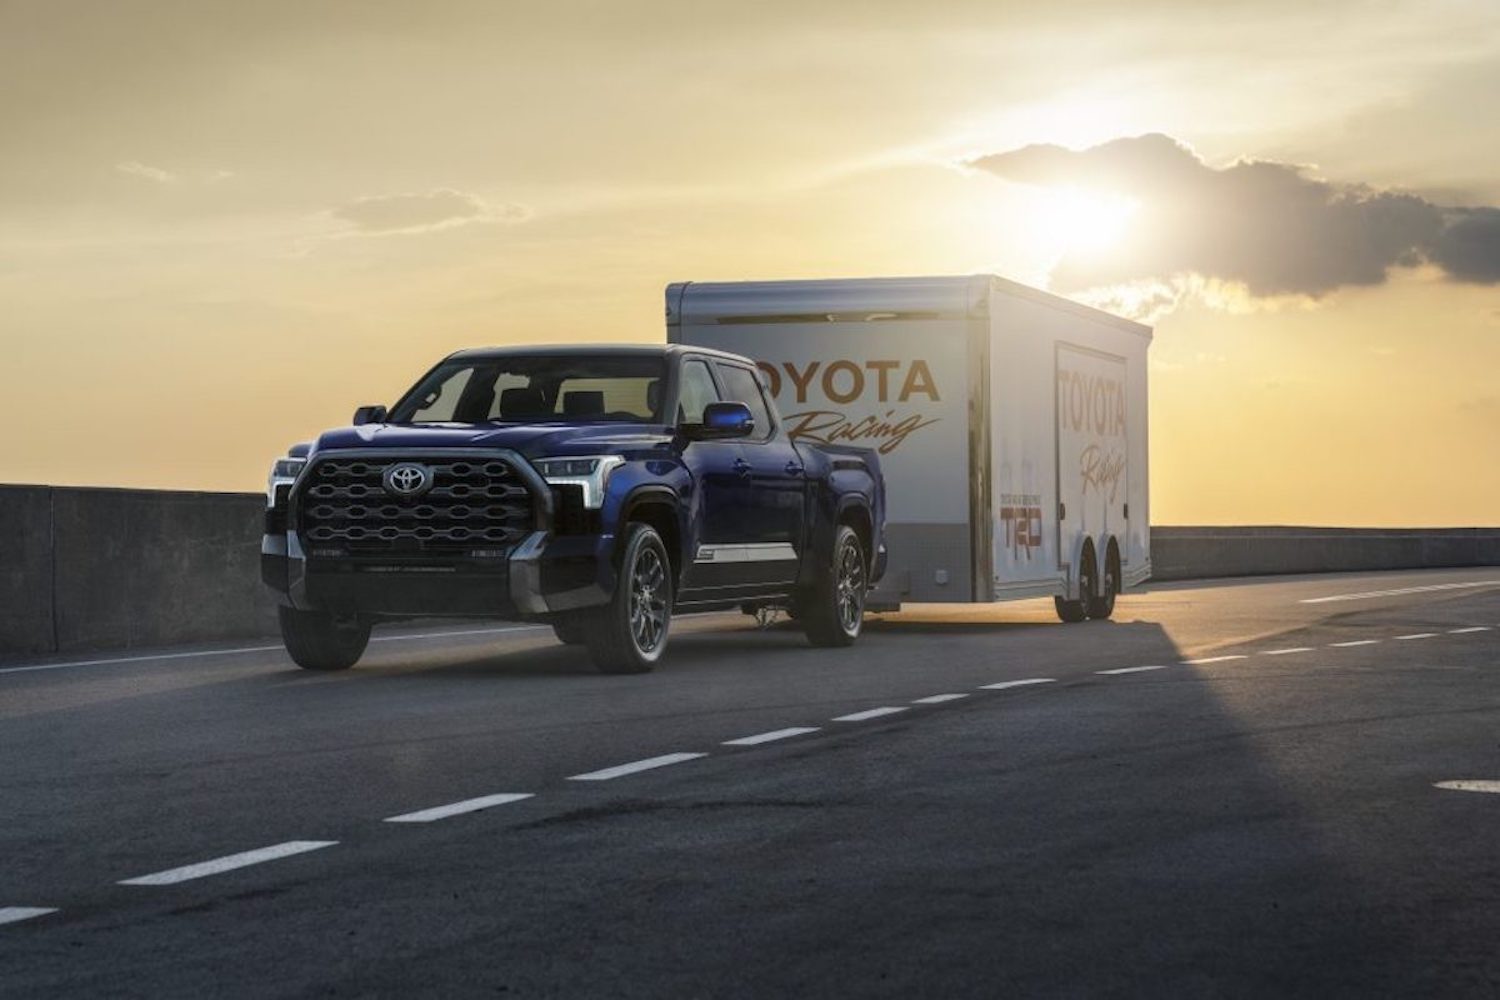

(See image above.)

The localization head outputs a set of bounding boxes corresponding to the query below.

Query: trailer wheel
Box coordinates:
[1054,548,1096,624]
[1088,545,1120,620]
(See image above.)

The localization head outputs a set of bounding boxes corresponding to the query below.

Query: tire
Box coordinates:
[1088,549,1119,620]
[278,606,371,671]
[1054,548,1096,624]
[585,524,672,674]
[552,618,588,645]
[801,525,867,647]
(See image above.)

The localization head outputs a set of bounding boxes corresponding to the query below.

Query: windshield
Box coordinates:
[388,355,667,424]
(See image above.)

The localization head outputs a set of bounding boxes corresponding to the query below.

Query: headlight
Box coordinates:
[267,456,307,506]
[533,455,624,509]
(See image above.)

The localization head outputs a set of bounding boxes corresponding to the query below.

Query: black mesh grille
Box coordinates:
[296,456,535,552]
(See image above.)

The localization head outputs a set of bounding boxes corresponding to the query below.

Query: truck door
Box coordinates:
[715,361,805,586]
[674,358,752,595]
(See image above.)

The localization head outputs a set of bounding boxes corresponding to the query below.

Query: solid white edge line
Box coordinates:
[1300,580,1499,604]
[1331,639,1380,647]
[1397,633,1438,640]
[832,707,910,722]
[0,625,547,676]
[980,678,1057,690]
[384,793,534,823]
[1434,780,1500,794]
[1263,647,1314,655]
[1097,665,1169,675]
[1183,655,1247,664]
[119,841,337,886]
[723,727,821,746]
[0,907,59,927]
[567,753,707,781]
[913,693,971,704]
[1449,626,1491,634]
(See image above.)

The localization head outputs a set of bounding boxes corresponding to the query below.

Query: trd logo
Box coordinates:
[999,504,1043,559]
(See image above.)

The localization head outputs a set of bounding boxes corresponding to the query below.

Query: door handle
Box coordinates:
[785,462,803,476]
[732,458,752,478]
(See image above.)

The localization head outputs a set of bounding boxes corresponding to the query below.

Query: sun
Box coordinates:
[1035,186,1140,254]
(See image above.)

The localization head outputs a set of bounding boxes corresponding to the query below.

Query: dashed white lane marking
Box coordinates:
[980,678,1057,690]
[119,841,337,886]
[1263,647,1314,656]
[1449,626,1491,634]
[832,707,909,722]
[1434,780,1500,794]
[1097,665,1169,675]
[913,693,971,704]
[1397,632,1438,640]
[1183,655,1247,664]
[567,753,707,782]
[0,626,545,677]
[723,727,820,746]
[1330,639,1380,647]
[384,793,534,824]
[0,907,58,927]
[1300,580,1499,604]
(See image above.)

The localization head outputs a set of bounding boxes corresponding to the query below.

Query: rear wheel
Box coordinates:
[801,525,867,647]
[278,606,370,671]
[1088,549,1119,620]
[1054,549,1096,624]
[585,524,672,674]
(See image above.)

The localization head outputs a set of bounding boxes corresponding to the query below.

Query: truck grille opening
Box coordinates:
[296,456,536,553]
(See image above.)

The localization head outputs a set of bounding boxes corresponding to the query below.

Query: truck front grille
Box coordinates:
[296,456,536,552]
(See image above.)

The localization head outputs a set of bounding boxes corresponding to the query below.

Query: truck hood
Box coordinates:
[309,421,673,460]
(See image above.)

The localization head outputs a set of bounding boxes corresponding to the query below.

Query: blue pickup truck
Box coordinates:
[261,345,886,673]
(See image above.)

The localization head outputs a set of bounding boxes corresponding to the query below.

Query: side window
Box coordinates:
[677,360,721,425]
[716,364,773,442]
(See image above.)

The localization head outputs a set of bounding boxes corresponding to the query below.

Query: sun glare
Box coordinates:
[1035,187,1139,254]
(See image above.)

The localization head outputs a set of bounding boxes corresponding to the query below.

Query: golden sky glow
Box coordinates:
[2,0,1498,525]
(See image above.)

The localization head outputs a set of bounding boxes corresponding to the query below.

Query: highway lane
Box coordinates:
[1,567,1498,996]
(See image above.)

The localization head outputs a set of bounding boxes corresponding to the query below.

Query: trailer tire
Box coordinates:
[1088,545,1119,620]
[278,606,371,671]
[802,526,866,647]
[585,524,672,674]
[1054,547,1096,624]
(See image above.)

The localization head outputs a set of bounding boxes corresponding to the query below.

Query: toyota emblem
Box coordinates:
[382,463,432,498]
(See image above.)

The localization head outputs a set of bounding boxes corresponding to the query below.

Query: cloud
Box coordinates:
[969,133,1500,298]
[116,160,177,183]
[332,189,523,234]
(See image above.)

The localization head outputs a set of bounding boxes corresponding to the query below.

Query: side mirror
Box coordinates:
[685,401,755,440]
[352,404,388,426]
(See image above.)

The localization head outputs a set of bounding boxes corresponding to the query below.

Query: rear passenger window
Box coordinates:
[716,364,774,441]
[677,360,721,425]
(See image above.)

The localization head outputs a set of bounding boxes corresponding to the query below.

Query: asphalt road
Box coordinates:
[2,568,1498,997]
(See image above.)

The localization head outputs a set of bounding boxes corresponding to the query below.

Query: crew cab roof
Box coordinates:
[444,343,755,364]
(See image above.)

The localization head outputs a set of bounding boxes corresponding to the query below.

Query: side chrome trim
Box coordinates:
[693,542,799,564]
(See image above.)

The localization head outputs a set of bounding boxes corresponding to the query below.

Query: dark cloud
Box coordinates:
[332,188,503,233]
[969,133,1500,297]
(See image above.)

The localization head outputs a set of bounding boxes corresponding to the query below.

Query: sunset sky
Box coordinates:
[3,0,1498,525]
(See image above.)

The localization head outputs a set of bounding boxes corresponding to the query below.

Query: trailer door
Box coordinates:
[1055,344,1129,574]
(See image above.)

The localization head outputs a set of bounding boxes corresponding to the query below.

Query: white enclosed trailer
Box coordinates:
[666,275,1151,619]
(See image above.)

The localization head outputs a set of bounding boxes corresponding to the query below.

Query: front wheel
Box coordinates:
[801,525,867,647]
[585,524,672,674]
[278,606,371,671]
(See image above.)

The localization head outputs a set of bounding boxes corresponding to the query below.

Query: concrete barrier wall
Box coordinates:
[1,486,278,658]
[1150,526,1500,582]
[2,485,1498,659]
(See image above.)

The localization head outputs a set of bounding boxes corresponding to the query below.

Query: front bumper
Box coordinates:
[262,529,617,619]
